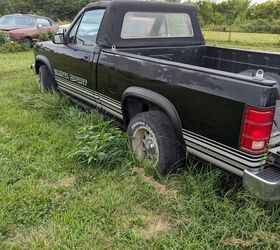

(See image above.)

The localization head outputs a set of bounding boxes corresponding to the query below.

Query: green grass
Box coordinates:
[1,51,280,249]
[204,31,280,52]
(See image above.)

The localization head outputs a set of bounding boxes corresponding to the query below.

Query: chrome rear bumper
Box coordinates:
[244,166,280,201]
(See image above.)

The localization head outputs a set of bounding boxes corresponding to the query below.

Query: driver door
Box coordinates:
[50,9,105,108]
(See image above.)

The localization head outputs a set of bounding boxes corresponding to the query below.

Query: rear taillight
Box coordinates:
[240,106,275,154]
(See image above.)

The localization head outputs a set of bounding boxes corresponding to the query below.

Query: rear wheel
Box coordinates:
[38,65,55,92]
[22,37,33,48]
[128,111,185,175]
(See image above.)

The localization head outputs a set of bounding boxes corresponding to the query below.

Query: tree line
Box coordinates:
[0,0,96,20]
[0,0,280,34]
[190,0,280,34]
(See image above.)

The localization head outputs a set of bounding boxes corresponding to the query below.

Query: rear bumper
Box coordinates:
[244,166,280,201]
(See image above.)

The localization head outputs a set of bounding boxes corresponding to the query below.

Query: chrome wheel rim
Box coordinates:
[131,125,159,165]
[38,71,42,84]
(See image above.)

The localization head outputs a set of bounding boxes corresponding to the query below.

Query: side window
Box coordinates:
[68,18,81,43]
[68,9,105,47]
[37,18,51,27]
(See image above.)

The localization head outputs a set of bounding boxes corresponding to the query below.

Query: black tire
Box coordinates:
[128,111,186,175]
[240,69,280,99]
[22,37,33,48]
[38,65,55,92]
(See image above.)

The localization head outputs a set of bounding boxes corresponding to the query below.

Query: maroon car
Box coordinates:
[0,14,59,46]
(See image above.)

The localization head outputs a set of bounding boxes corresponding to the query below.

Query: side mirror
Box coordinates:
[37,24,43,29]
[52,33,65,44]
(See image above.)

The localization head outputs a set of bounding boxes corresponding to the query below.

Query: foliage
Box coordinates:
[70,122,129,169]
[240,19,280,34]
[0,31,34,53]
[186,0,280,34]
[0,0,98,20]
[0,31,53,53]
[0,41,30,53]
[0,30,31,53]
[38,32,53,42]
[0,31,7,44]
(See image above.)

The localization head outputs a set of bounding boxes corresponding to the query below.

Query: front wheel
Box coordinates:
[38,65,56,92]
[127,111,185,175]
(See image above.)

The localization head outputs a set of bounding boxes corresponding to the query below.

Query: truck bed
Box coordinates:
[122,45,280,76]
[120,45,280,148]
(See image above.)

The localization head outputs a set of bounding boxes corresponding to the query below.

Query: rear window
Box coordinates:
[121,12,193,39]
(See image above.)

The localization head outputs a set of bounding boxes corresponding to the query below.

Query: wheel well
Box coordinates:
[122,87,186,148]
[35,60,45,74]
[123,96,162,125]
[24,36,32,41]
[123,95,186,150]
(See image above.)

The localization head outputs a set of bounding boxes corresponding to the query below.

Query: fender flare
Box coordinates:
[35,55,54,77]
[122,86,185,145]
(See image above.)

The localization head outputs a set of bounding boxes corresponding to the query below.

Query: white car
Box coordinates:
[57,24,70,34]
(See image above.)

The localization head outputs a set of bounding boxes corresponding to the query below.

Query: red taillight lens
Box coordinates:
[240,106,275,154]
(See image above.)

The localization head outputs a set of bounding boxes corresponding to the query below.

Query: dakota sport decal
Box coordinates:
[54,69,87,87]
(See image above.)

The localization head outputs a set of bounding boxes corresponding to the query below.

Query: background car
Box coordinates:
[0,14,59,46]
[57,23,71,34]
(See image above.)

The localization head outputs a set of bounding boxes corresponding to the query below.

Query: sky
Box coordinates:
[251,0,268,3]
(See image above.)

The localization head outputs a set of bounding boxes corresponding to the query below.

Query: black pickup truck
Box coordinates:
[31,0,280,200]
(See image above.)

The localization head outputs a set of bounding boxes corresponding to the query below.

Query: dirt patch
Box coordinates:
[52,194,64,202]
[139,219,171,240]
[52,177,76,189]
[222,237,253,248]
[0,127,12,140]
[3,224,55,248]
[132,167,166,194]
[39,177,76,190]
[132,167,178,197]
